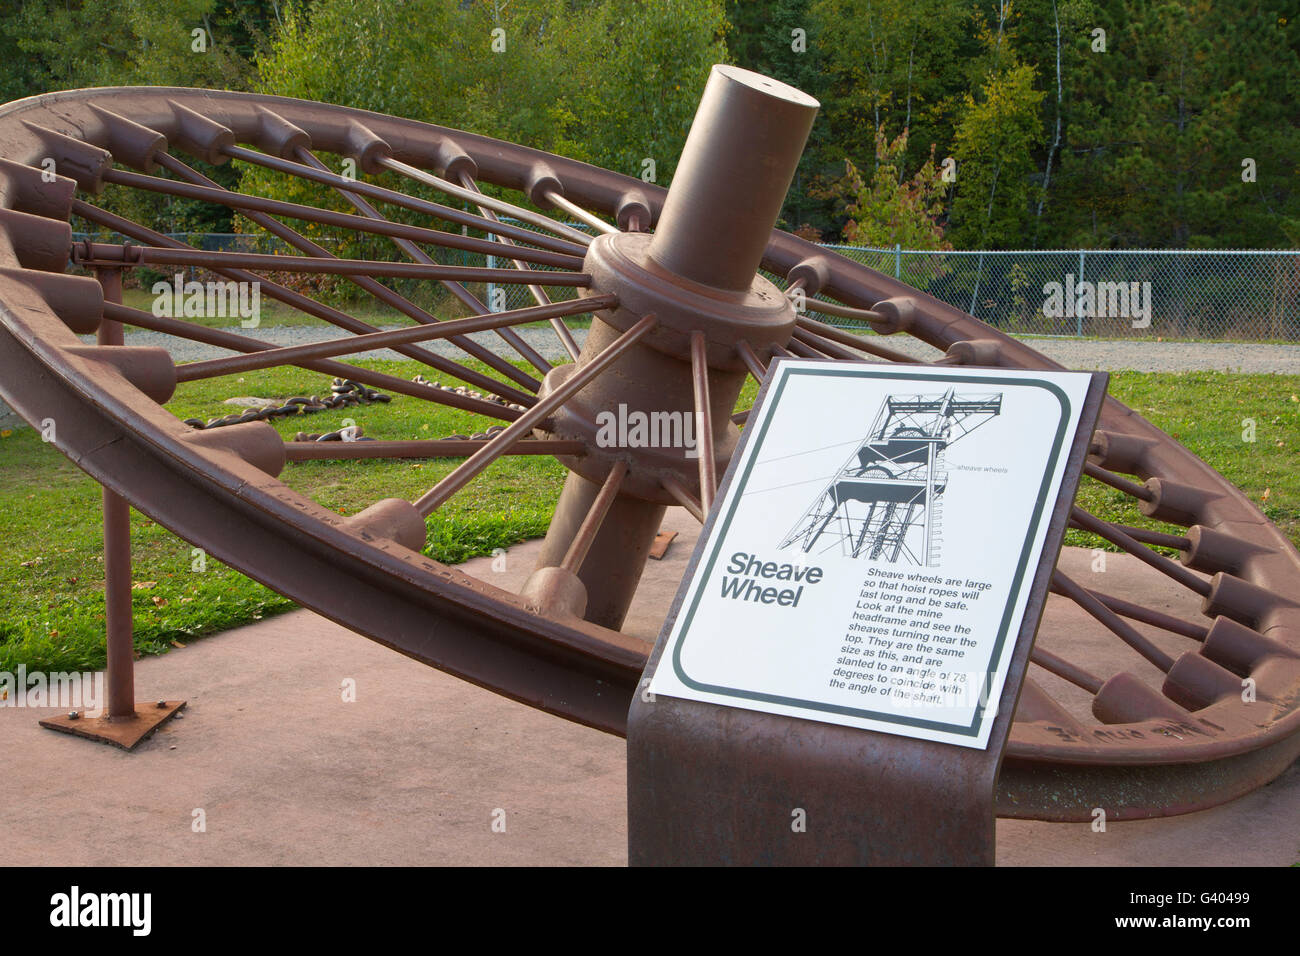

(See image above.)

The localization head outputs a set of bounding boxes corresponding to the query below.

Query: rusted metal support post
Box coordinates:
[96,266,136,720]
[39,266,186,749]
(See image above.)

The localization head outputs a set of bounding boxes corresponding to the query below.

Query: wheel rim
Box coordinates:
[1,81,1299,822]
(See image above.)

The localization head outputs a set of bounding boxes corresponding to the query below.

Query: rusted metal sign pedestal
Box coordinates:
[628,374,1106,866]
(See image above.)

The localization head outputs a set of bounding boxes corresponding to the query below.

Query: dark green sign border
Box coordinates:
[667,365,1074,739]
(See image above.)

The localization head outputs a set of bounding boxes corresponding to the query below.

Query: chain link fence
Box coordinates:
[821,246,1300,342]
[71,232,1300,342]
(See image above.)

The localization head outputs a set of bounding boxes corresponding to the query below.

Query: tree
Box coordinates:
[255,0,726,182]
[546,0,729,183]
[0,1,283,236]
[0,0,276,93]
[947,5,1045,248]
[814,127,949,249]
[1046,1,1300,248]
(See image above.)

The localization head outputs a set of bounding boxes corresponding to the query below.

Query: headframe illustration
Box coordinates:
[779,388,1002,565]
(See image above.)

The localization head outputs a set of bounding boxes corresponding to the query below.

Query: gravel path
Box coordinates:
[79,325,1300,374]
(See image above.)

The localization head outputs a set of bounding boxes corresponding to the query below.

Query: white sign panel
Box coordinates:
[647,360,1095,749]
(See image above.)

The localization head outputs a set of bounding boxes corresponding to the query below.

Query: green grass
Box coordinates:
[0,357,569,673]
[1,365,1296,672]
[1064,371,1300,552]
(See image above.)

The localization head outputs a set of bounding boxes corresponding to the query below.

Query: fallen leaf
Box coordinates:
[151,596,168,607]
[131,580,157,590]
[20,557,43,567]
[1262,488,1271,502]
[170,640,186,649]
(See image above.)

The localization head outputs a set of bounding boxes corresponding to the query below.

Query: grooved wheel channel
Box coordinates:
[1,84,1298,822]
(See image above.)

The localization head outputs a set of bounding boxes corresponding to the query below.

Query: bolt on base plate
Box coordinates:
[39,700,187,751]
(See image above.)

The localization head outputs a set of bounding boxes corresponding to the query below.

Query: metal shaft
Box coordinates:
[541,65,819,630]
[647,65,819,292]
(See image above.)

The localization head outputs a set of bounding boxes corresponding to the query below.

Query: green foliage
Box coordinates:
[0,0,275,93]
[814,127,949,249]
[1046,0,1300,248]
[2,0,1298,251]
[255,0,726,182]
[949,61,1045,247]
[547,0,728,183]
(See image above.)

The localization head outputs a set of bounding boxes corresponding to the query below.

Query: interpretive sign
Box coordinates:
[647,359,1098,749]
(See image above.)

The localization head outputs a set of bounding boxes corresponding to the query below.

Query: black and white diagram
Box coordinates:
[778,389,1003,565]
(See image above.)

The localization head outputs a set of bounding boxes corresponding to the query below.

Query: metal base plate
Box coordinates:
[39,700,186,751]
[648,530,678,560]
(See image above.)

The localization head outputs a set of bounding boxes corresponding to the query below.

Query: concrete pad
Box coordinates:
[2,509,1296,865]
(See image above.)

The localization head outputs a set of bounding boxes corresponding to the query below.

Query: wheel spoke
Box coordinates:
[174,295,615,383]
[1051,570,1177,672]
[797,293,885,326]
[791,325,874,362]
[376,155,594,246]
[661,475,705,523]
[457,170,582,362]
[785,336,832,360]
[1030,646,1106,694]
[72,197,542,402]
[413,314,658,516]
[736,340,768,381]
[285,438,586,461]
[293,148,555,377]
[74,240,591,286]
[690,332,717,513]
[221,144,586,256]
[561,461,629,573]
[1070,506,1211,596]
[541,189,618,236]
[99,166,584,269]
[795,315,919,364]
[1109,524,1193,551]
[149,150,541,401]
[102,301,523,421]
[1082,588,1210,641]
[1083,461,1155,501]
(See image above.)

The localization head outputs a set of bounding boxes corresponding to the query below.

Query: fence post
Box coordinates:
[486,234,498,312]
[1077,250,1085,336]
[895,243,901,280]
[969,251,984,318]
